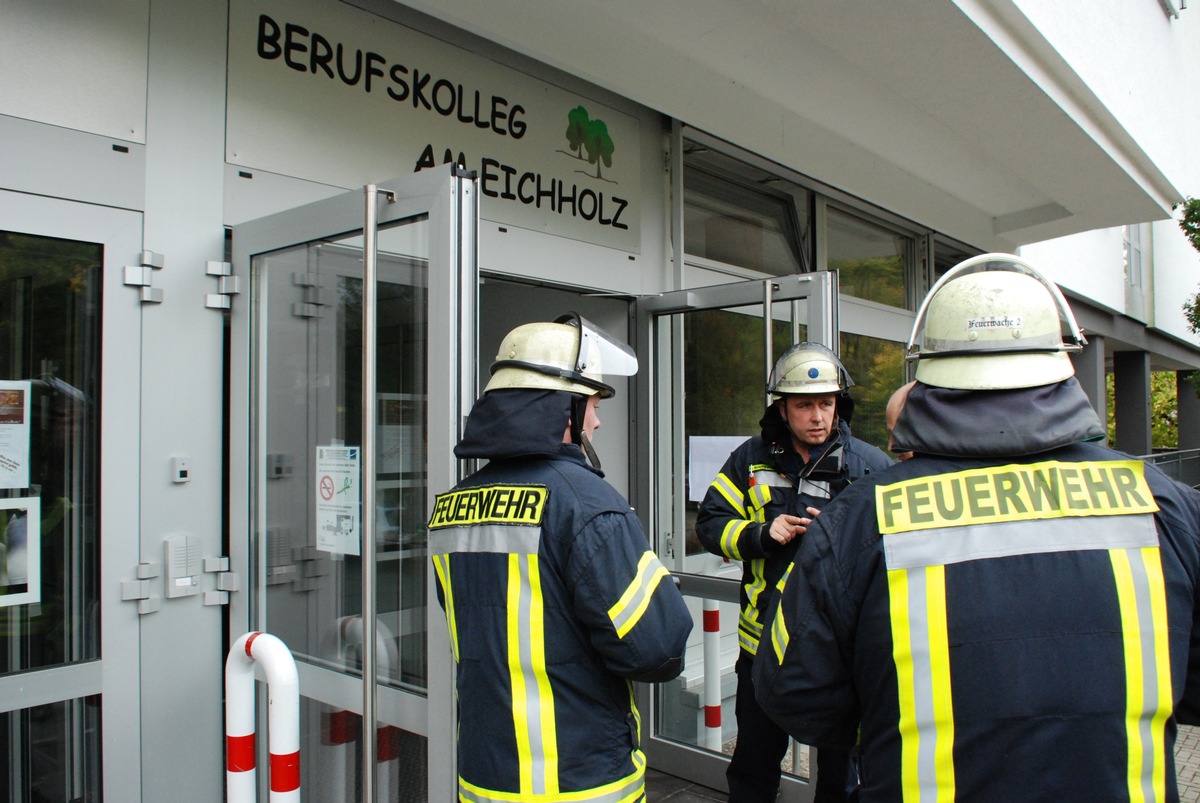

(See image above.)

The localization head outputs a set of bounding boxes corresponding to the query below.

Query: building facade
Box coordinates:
[2,0,1198,800]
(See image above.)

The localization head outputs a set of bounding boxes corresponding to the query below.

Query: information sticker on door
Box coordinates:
[316,445,361,556]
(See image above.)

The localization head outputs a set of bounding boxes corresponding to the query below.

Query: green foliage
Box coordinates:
[1177,197,1200,336]
[1104,371,1178,450]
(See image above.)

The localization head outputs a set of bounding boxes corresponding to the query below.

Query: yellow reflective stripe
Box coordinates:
[888,565,955,802]
[712,473,747,518]
[627,681,642,744]
[744,558,769,610]
[608,551,669,639]
[888,568,921,800]
[508,554,558,796]
[432,554,460,662]
[1111,547,1172,803]
[926,566,956,801]
[770,599,788,664]
[720,519,751,561]
[749,483,771,510]
[458,754,646,802]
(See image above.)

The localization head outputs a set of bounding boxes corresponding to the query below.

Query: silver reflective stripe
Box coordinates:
[884,514,1158,570]
[429,523,542,556]
[797,478,831,500]
[511,554,550,795]
[751,469,792,487]
[904,567,943,800]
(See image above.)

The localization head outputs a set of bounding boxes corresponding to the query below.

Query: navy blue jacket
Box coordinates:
[755,379,1200,801]
[429,389,692,801]
[696,416,891,656]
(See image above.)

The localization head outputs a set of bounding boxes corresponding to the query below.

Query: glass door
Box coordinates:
[229,168,475,802]
[635,272,838,802]
[0,192,143,801]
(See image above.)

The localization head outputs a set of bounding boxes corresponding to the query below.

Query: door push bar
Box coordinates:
[226,631,300,802]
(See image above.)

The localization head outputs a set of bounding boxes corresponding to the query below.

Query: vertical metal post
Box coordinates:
[361,184,380,802]
[763,280,776,407]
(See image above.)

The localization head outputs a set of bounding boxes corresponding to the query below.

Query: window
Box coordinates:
[683,144,810,277]
[825,207,913,309]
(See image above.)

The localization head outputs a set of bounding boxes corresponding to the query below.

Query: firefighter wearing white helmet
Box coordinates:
[756,254,1200,802]
[696,341,891,802]
[428,313,691,803]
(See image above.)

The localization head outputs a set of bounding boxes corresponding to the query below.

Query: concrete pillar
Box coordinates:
[1114,351,1152,456]
[1179,371,1200,451]
[1071,334,1106,425]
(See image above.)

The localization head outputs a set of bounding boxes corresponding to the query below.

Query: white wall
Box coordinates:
[1020,227,1126,313]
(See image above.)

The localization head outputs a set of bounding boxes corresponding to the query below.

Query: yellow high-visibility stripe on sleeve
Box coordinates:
[608,551,669,638]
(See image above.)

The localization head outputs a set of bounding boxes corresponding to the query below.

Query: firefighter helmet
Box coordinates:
[485,312,638,398]
[767,343,852,402]
[906,253,1085,390]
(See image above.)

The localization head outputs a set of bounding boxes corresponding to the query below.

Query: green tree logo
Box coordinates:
[561,105,617,183]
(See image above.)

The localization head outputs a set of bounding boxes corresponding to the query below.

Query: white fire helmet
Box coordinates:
[906,253,1086,390]
[484,312,638,398]
[767,343,852,402]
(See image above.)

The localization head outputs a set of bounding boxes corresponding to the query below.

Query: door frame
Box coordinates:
[228,166,476,801]
[634,271,838,800]
[0,190,144,802]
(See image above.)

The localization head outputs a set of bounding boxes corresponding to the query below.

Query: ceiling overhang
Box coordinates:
[383,0,1181,252]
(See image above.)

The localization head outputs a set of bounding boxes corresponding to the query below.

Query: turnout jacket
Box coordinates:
[429,390,692,803]
[695,416,891,657]
[755,379,1200,802]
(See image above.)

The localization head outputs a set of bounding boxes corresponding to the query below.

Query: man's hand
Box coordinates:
[768,506,821,545]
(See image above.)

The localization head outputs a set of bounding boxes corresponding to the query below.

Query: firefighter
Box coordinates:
[754,254,1200,801]
[696,342,892,802]
[428,312,693,802]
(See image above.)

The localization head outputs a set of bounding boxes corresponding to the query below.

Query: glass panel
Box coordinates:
[251,217,430,790]
[0,232,101,672]
[684,167,808,277]
[302,696,427,802]
[826,207,911,308]
[837,332,905,454]
[653,304,813,787]
[932,241,974,286]
[2,696,102,802]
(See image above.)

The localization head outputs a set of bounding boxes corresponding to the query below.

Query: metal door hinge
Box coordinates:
[121,562,161,614]
[124,250,165,303]
[205,261,241,310]
[292,272,326,318]
[202,555,240,606]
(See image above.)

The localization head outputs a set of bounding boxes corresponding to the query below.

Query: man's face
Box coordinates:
[779,393,837,449]
[581,394,602,441]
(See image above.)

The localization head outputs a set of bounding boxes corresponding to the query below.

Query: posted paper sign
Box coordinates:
[315,445,361,556]
[0,382,31,490]
[1,496,41,607]
[688,436,748,503]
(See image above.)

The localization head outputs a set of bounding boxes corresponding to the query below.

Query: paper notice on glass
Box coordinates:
[1,496,41,607]
[0,382,31,490]
[688,436,748,503]
[315,445,361,556]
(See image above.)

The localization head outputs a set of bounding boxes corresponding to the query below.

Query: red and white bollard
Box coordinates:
[226,631,300,803]
[702,598,723,751]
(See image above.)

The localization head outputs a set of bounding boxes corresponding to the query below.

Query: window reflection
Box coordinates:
[826,207,911,309]
[0,231,101,673]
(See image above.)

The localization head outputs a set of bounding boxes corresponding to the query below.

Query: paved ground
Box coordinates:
[650,725,1200,801]
[1178,725,1200,802]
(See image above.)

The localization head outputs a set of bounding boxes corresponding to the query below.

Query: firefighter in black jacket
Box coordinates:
[696,343,892,802]
[755,254,1200,801]
[429,313,693,802]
